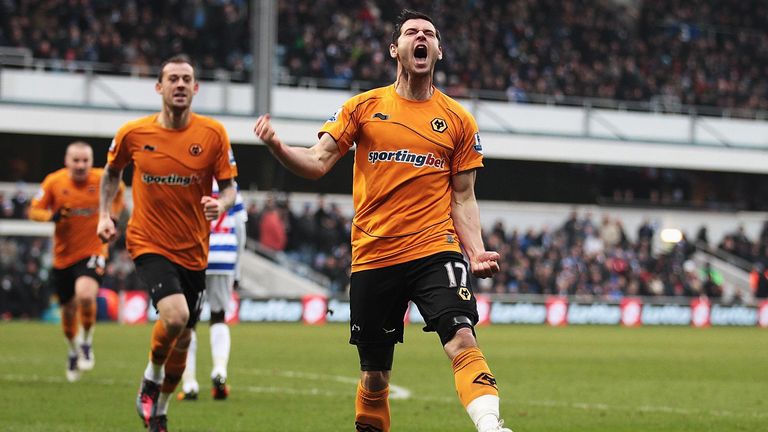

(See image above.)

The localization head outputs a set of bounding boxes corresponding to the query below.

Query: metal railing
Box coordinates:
[245,237,331,289]
[693,240,755,273]
[3,51,767,121]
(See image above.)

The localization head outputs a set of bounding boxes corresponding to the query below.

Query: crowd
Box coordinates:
[477,212,721,300]
[0,235,48,319]
[246,194,352,294]
[2,0,767,113]
[4,186,768,318]
[0,0,251,78]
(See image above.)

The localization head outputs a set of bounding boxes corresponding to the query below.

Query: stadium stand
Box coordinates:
[2,1,768,318]
[1,0,767,115]
[0,234,49,319]
[3,186,768,318]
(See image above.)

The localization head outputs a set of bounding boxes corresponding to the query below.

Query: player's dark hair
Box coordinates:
[391,9,441,44]
[157,54,195,82]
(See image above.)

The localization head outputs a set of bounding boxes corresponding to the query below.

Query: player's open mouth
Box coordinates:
[414,45,428,60]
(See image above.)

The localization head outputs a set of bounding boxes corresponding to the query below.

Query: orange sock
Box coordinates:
[149,320,177,365]
[79,299,96,333]
[452,347,499,408]
[161,342,188,394]
[355,382,390,432]
[61,306,78,341]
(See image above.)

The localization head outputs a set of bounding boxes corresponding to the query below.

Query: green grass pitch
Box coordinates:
[1,322,766,431]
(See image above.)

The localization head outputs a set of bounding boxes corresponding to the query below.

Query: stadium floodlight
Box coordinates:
[660,228,683,243]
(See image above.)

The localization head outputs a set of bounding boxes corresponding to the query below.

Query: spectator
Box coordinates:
[7,185,768,304]
[600,215,624,249]
[259,196,287,252]
[3,0,768,113]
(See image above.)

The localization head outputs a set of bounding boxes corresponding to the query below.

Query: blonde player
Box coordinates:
[29,141,124,381]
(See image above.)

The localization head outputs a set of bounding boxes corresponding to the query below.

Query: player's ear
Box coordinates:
[437,44,443,61]
[193,81,199,95]
[389,43,398,59]
[155,81,162,94]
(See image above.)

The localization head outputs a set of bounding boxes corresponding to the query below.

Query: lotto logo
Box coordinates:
[120,291,149,324]
[691,298,711,328]
[302,295,327,325]
[472,372,497,388]
[620,298,642,327]
[758,301,768,328]
[355,423,383,432]
[546,297,568,326]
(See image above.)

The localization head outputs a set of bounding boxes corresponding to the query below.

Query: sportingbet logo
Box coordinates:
[67,207,96,217]
[367,149,446,169]
[141,173,199,186]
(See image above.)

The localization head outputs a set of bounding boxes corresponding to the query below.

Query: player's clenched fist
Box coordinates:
[470,251,500,278]
[201,196,224,221]
[97,215,116,243]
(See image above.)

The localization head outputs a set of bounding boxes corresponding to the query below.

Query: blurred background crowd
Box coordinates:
[1,0,767,115]
[2,0,768,317]
[3,187,768,319]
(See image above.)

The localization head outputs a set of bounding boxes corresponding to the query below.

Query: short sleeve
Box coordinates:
[214,125,238,180]
[30,175,54,211]
[451,111,484,175]
[317,97,360,157]
[107,124,134,170]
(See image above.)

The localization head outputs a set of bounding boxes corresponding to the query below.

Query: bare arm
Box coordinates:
[201,178,236,221]
[451,169,499,278]
[97,163,123,243]
[253,113,342,180]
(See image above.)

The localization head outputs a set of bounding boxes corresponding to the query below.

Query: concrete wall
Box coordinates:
[3,68,768,173]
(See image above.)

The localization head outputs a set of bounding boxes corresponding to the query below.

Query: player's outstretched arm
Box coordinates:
[253,113,342,180]
[451,169,500,278]
[97,163,122,243]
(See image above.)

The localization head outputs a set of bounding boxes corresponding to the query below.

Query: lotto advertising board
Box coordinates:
[109,292,768,328]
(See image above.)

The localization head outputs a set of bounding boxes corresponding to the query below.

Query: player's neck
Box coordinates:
[68,172,89,184]
[394,71,434,101]
[158,106,192,130]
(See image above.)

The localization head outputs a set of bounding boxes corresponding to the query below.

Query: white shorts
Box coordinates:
[206,273,233,313]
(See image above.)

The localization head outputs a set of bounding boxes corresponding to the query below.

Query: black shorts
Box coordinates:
[51,255,105,304]
[349,251,478,346]
[134,254,206,328]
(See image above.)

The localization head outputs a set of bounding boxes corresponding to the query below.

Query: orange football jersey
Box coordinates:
[108,113,237,270]
[30,168,124,269]
[319,85,484,271]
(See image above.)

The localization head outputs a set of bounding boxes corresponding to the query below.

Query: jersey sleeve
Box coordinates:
[451,111,485,175]
[28,175,54,221]
[107,123,135,170]
[318,97,360,157]
[214,124,238,180]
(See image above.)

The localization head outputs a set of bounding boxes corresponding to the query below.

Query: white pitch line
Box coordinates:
[236,368,412,400]
[3,372,766,420]
[1,373,123,386]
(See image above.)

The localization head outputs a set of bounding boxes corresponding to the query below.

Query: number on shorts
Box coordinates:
[444,261,468,287]
[86,255,106,270]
